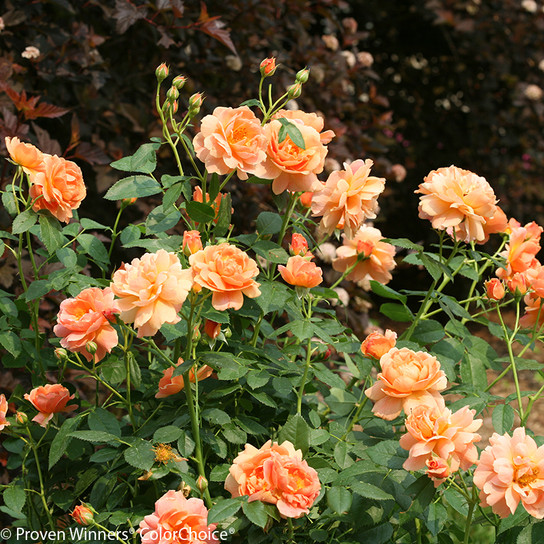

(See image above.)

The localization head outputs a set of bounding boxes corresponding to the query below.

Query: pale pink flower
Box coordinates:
[22,46,40,59]
[474,428,544,518]
[416,165,498,243]
[111,250,193,337]
[400,404,482,475]
[365,347,447,420]
[311,159,385,238]
[332,225,396,289]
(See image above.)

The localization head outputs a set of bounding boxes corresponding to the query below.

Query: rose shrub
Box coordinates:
[3,59,544,544]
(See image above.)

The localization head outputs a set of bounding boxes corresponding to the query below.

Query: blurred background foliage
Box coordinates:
[1,0,543,244]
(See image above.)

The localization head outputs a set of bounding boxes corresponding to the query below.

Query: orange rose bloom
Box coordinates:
[193,106,267,180]
[225,440,321,518]
[364,347,447,420]
[156,359,213,398]
[311,159,385,238]
[0,394,10,431]
[28,154,86,223]
[361,329,397,359]
[254,115,328,195]
[204,319,221,340]
[24,384,77,427]
[332,224,396,289]
[138,490,218,544]
[426,457,451,487]
[416,165,498,243]
[111,249,193,337]
[278,255,323,288]
[480,205,508,244]
[189,243,261,311]
[400,404,481,476]
[182,230,203,256]
[289,233,310,257]
[485,278,505,301]
[53,287,120,362]
[5,136,44,174]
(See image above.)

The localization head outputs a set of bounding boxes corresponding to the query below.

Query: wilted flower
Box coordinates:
[357,51,374,68]
[525,84,543,101]
[226,55,242,71]
[22,46,40,59]
[390,163,407,182]
[322,34,339,51]
[474,427,544,518]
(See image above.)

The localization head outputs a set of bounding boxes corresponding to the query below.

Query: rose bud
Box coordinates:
[260,57,277,77]
[361,329,397,360]
[71,504,94,526]
[155,63,169,83]
[182,230,203,256]
[485,278,505,301]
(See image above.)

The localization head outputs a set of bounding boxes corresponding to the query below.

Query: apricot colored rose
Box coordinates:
[426,457,450,487]
[53,287,120,362]
[273,109,335,144]
[156,359,213,399]
[204,319,221,340]
[480,205,508,243]
[289,233,310,257]
[400,404,481,475]
[253,115,328,195]
[0,394,10,431]
[332,225,396,290]
[5,136,44,174]
[474,427,544,518]
[193,106,267,180]
[311,159,385,238]
[225,440,321,518]
[138,490,218,544]
[182,230,203,256]
[278,255,322,288]
[111,249,193,337]
[24,384,77,427]
[299,191,313,208]
[189,243,260,311]
[360,329,397,359]
[485,278,505,301]
[28,154,86,223]
[71,504,94,526]
[416,165,498,243]
[364,347,447,420]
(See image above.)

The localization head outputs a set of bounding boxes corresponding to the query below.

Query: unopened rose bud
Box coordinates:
[204,319,221,340]
[172,75,187,90]
[223,327,232,339]
[197,475,208,493]
[188,93,203,116]
[192,325,201,343]
[171,100,179,114]
[15,412,28,425]
[166,86,179,103]
[86,342,97,356]
[289,233,309,257]
[260,57,277,77]
[485,278,505,301]
[295,68,310,84]
[183,230,203,256]
[156,63,169,83]
[71,504,94,526]
[299,191,313,208]
[122,197,137,206]
[55,347,68,361]
[287,83,302,99]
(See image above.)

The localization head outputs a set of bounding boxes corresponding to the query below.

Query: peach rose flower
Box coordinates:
[28,154,86,223]
[278,255,323,288]
[156,359,213,399]
[289,233,310,257]
[480,205,508,244]
[416,165,498,243]
[332,225,396,289]
[253,115,328,195]
[0,394,10,431]
[24,384,77,427]
[311,159,385,238]
[5,136,44,174]
[225,440,321,518]
[485,278,505,301]
[365,347,447,420]
[193,106,267,180]
[53,287,120,362]
[273,109,335,144]
[474,427,544,519]
[520,290,544,329]
[189,243,260,311]
[182,230,203,256]
[425,456,451,487]
[111,249,193,337]
[400,404,482,475]
[138,490,218,544]
[361,329,397,359]
[204,319,221,340]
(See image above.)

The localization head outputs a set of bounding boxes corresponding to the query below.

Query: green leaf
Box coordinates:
[327,486,352,514]
[24,279,51,301]
[104,175,162,200]
[379,302,413,322]
[252,240,289,264]
[49,416,81,469]
[214,192,232,237]
[384,237,424,251]
[186,200,215,223]
[492,404,515,435]
[419,253,442,281]
[277,117,306,149]
[256,212,282,236]
[153,426,183,443]
[460,353,487,388]
[39,214,65,253]
[110,143,158,174]
[240,99,263,109]
[246,175,272,185]
[207,498,244,525]
[242,500,269,528]
[12,209,37,234]
[351,481,394,501]
[278,414,310,455]
[425,501,447,536]
[516,521,544,544]
[162,183,183,209]
[202,408,231,426]
[412,320,445,344]
[70,430,120,443]
[0,330,21,357]
[145,205,181,235]
[88,408,121,437]
[123,438,155,471]
[3,484,26,512]
[56,247,77,268]
[370,280,407,303]
[78,233,109,265]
